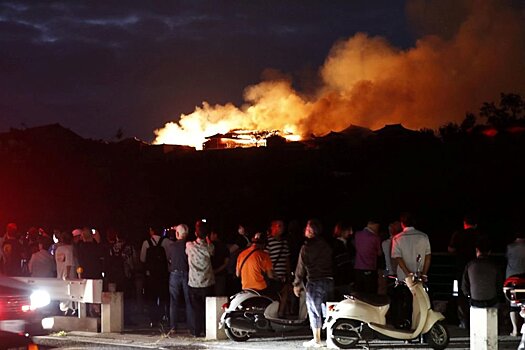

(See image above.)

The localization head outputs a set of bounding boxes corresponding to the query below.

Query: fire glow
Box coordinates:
[154,0,525,150]
[204,129,301,149]
[154,81,309,150]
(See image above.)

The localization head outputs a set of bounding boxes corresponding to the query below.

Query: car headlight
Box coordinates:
[30,290,51,309]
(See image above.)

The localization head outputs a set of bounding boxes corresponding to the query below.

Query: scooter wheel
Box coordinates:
[331,319,361,349]
[225,326,250,342]
[425,321,450,350]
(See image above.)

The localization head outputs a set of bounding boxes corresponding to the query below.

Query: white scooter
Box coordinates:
[219,288,309,341]
[324,255,449,349]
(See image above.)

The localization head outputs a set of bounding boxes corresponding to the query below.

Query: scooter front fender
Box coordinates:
[421,309,446,334]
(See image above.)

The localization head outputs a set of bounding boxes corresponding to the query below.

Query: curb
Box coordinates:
[33,329,523,350]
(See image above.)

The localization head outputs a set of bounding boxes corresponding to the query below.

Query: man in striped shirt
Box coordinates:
[266,220,291,317]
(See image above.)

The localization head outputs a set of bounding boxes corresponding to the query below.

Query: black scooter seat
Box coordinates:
[350,292,390,306]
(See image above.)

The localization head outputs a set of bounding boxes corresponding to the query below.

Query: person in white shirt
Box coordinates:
[186,220,214,337]
[392,214,431,281]
[55,231,77,280]
[139,227,170,265]
[390,212,431,329]
[29,236,56,277]
[55,231,78,315]
[382,221,402,277]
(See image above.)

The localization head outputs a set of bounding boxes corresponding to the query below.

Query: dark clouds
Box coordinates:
[0,1,414,141]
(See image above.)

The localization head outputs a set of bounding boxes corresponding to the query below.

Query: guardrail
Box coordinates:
[427,252,506,300]
[13,277,122,333]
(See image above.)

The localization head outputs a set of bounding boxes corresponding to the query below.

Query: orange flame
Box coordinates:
[154,81,309,150]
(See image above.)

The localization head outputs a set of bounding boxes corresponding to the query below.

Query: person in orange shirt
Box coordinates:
[236,232,274,293]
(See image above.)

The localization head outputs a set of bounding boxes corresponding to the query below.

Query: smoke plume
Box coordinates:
[154,0,525,149]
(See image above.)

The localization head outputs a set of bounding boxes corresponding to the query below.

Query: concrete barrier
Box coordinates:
[42,316,99,332]
[470,307,498,350]
[101,292,124,333]
[206,296,228,340]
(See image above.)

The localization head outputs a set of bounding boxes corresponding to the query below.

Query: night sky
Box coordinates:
[1,1,523,143]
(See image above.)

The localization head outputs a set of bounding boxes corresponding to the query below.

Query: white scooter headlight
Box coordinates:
[30,290,51,309]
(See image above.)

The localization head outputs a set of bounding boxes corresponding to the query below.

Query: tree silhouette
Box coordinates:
[460,113,476,132]
[439,93,524,139]
[438,122,461,141]
[480,93,524,129]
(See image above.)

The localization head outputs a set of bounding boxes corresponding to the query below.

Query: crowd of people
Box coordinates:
[0,224,133,316]
[0,213,524,346]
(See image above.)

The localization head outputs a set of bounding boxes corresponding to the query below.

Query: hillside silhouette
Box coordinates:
[1,94,524,251]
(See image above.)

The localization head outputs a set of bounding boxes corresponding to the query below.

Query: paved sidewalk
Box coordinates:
[33,325,523,350]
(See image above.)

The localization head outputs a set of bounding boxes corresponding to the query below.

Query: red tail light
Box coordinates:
[222,302,229,310]
[1,295,31,313]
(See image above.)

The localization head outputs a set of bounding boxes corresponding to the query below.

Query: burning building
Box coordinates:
[203,129,298,150]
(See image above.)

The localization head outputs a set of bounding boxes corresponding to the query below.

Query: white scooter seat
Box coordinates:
[264,300,280,319]
[264,300,308,325]
[350,292,390,306]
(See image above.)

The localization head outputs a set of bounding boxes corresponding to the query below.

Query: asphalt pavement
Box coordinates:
[32,325,523,350]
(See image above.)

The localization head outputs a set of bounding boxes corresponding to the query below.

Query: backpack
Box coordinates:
[145,237,168,276]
